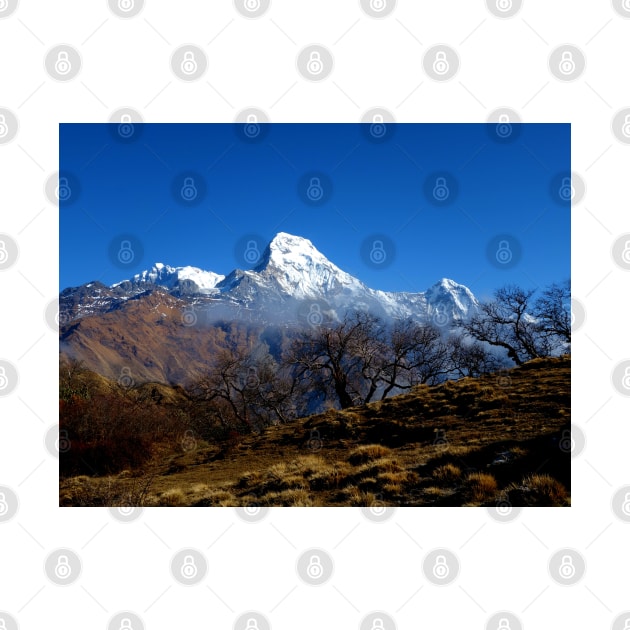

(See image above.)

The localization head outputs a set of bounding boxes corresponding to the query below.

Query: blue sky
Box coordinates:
[60,122,570,300]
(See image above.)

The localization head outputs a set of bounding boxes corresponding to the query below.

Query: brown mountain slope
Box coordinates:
[60,291,260,384]
[60,356,571,507]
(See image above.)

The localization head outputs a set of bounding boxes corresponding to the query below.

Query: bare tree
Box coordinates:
[380,320,451,399]
[448,334,507,378]
[458,285,549,365]
[287,312,383,409]
[533,279,571,346]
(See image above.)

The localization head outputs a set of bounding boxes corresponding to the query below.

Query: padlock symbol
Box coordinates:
[497,618,511,630]
[432,176,450,201]
[558,554,575,579]
[0,366,7,390]
[433,306,448,327]
[623,619,630,630]
[370,113,386,138]
[244,0,261,10]
[371,618,385,630]
[370,494,386,516]
[496,113,512,138]
[57,428,71,453]
[559,428,574,453]
[0,492,8,516]
[119,366,134,388]
[369,240,387,264]
[622,241,630,265]
[181,51,198,75]
[496,0,513,11]
[495,240,512,264]
[56,176,72,202]
[621,492,630,516]
[307,51,323,75]
[432,555,450,579]
[0,0,8,11]
[118,0,135,11]
[434,428,447,445]
[0,114,8,138]
[369,0,387,12]
[181,555,198,579]
[432,51,449,75]
[622,366,630,389]
[622,114,630,138]
[245,367,259,389]
[117,240,135,264]
[180,177,198,201]
[182,306,197,326]
[54,554,72,579]
[244,113,260,138]
[307,303,323,326]
[623,0,630,11]
[307,554,323,579]
[245,619,260,630]
[308,429,323,451]
[118,113,134,138]
[244,240,260,264]
[558,51,576,75]
[558,176,573,201]
[307,177,324,201]
[55,51,72,75]
[0,241,8,265]
[119,618,134,630]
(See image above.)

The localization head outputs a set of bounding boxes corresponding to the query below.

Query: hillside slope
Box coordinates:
[61,356,570,507]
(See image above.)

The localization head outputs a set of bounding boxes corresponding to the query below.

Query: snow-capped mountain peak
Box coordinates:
[254,232,365,299]
[62,232,480,326]
[425,277,479,317]
[113,262,225,294]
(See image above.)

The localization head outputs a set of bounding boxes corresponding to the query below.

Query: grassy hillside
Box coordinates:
[60,356,570,507]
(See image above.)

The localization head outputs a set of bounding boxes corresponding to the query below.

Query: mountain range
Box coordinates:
[59,233,480,384]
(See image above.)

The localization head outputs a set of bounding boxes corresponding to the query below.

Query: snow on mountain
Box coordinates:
[113,262,225,294]
[62,233,479,325]
[254,232,366,299]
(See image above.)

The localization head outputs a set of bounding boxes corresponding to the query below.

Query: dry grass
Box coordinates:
[61,356,570,507]
[433,463,463,483]
[465,472,499,504]
[347,444,393,465]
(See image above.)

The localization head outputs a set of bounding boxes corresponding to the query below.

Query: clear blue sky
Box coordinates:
[60,122,570,300]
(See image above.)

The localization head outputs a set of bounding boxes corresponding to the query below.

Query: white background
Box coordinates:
[0,0,628,628]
